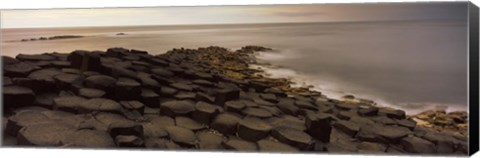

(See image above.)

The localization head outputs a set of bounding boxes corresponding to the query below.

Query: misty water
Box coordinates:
[1,20,468,114]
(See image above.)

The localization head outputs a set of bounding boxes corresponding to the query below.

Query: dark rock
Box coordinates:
[196,131,224,149]
[3,86,35,110]
[257,139,298,152]
[3,77,13,86]
[140,88,160,107]
[210,113,242,135]
[34,93,58,108]
[3,56,20,65]
[335,103,358,111]
[152,68,174,77]
[78,88,105,98]
[252,98,275,106]
[17,122,74,146]
[305,113,332,142]
[295,100,317,110]
[84,75,116,91]
[357,142,387,153]
[120,100,145,115]
[399,135,436,154]
[222,138,257,151]
[27,68,62,91]
[3,62,40,77]
[159,100,195,117]
[137,72,160,88]
[170,82,193,91]
[175,116,206,131]
[370,116,397,125]
[115,135,145,147]
[242,107,273,118]
[277,98,299,116]
[16,54,56,61]
[193,79,214,87]
[174,91,196,100]
[159,86,178,96]
[53,73,83,90]
[333,120,360,137]
[260,93,277,103]
[422,132,457,154]
[271,127,313,150]
[195,92,215,103]
[142,122,168,138]
[268,116,306,131]
[144,138,181,149]
[214,88,240,106]
[5,111,51,136]
[357,106,379,116]
[67,50,101,71]
[106,47,128,57]
[108,121,143,138]
[164,126,196,147]
[63,129,116,148]
[115,77,141,100]
[192,101,220,124]
[379,108,406,120]
[356,124,411,143]
[78,98,123,114]
[396,119,416,130]
[237,117,272,142]
[224,100,246,114]
[61,68,82,74]
[52,96,87,113]
[336,110,356,120]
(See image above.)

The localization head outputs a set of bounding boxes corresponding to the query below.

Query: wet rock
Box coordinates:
[237,117,272,142]
[356,124,411,143]
[305,113,332,142]
[53,96,87,113]
[271,127,313,150]
[115,77,141,100]
[63,129,116,148]
[140,88,160,107]
[4,62,40,77]
[379,108,406,120]
[17,122,74,146]
[222,138,257,151]
[257,139,298,152]
[242,108,273,118]
[78,88,105,98]
[197,131,225,149]
[333,120,360,137]
[115,135,145,147]
[3,86,35,110]
[78,98,123,114]
[84,75,116,91]
[175,116,206,131]
[160,100,195,117]
[210,113,242,135]
[192,101,220,124]
[165,126,196,147]
[399,135,436,154]
[214,88,240,106]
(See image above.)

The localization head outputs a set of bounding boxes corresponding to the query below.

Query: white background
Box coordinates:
[0,0,479,158]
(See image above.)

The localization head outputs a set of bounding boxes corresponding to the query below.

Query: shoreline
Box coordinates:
[1,45,468,154]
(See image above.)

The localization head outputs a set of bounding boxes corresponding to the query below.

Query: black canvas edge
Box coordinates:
[468,1,479,156]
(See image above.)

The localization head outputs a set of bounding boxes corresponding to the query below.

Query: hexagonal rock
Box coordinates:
[160,100,196,117]
[140,88,160,107]
[67,50,102,71]
[277,98,300,116]
[196,131,225,149]
[63,129,116,148]
[214,88,240,106]
[78,98,123,114]
[222,138,258,151]
[152,68,174,77]
[396,119,417,130]
[164,126,197,147]
[421,132,458,154]
[258,106,282,116]
[257,139,299,152]
[259,93,277,103]
[269,116,306,131]
[170,82,193,91]
[195,92,215,103]
[3,86,35,110]
[271,127,313,150]
[174,91,196,100]
[400,136,436,154]
[175,116,206,131]
[370,116,397,125]
[5,111,51,136]
[3,62,40,77]
[28,69,62,88]
[210,113,242,135]
[357,141,387,153]
[356,124,411,143]
[115,135,145,147]
[78,88,105,98]
[336,110,357,120]
[144,138,181,149]
[120,100,145,115]
[108,121,143,138]
[17,122,74,146]
[295,100,317,110]
[224,100,246,114]
[333,120,360,137]
[335,103,358,111]
[305,113,333,143]
[253,98,275,106]
[53,96,87,113]
[379,108,406,120]
[16,54,56,61]
[84,75,117,91]
[237,117,272,142]
[242,108,273,118]
[115,77,142,100]
[192,101,220,124]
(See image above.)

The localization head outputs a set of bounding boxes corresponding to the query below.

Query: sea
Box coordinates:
[1,20,468,114]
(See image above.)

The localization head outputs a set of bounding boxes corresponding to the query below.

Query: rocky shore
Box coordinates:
[19,35,84,42]
[1,46,468,155]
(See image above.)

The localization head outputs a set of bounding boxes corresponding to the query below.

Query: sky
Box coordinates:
[0,2,468,28]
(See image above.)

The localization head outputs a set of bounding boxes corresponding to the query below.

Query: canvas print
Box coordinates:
[0,2,476,156]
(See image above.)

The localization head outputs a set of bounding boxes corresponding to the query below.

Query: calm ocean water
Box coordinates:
[1,21,468,114]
